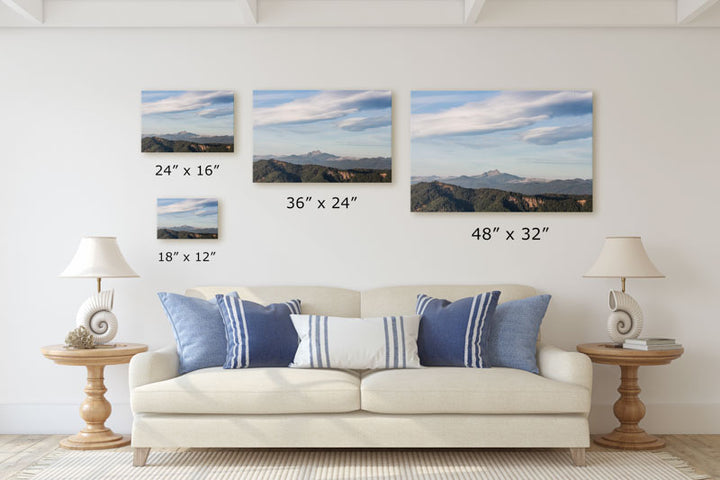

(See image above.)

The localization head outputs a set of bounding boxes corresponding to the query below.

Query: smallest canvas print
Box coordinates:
[157,198,219,240]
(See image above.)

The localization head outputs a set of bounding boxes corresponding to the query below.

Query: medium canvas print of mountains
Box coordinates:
[253,90,392,183]
[157,198,219,239]
[411,90,593,212]
[142,91,234,153]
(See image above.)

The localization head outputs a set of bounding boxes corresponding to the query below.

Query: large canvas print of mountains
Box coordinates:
[411,170,592,212]
[142,132,234,153]
[254,151,391,183]
[157,225,218,240]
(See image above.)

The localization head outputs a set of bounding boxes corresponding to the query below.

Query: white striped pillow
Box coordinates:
[290,314,421,369]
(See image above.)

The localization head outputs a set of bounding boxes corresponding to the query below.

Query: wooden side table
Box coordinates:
[41,343,148,450]
[577,342,683,450]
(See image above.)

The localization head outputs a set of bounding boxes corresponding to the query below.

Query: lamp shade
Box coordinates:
[60,236,138,278]
[584,236,664,278]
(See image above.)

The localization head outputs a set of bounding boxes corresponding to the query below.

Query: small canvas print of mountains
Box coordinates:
[254,90,392,183]
[157,198,218,240]
[411,90,593,212]
[142,91,234,153]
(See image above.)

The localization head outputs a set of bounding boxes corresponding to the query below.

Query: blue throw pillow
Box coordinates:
[157,292,228,375]
[416,291,500,367]
[486,295,551,374]
[216,295,301,368]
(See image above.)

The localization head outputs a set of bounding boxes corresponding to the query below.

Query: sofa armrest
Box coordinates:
[129,345,180,390]
[536,343,593,392]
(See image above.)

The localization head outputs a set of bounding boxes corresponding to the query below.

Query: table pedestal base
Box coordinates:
[60,433,130,450]
[59,364,130,450]
[595,429,665,450]
[593,364,665,450]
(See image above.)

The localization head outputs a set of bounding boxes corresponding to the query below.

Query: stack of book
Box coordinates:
[623,338,682,350]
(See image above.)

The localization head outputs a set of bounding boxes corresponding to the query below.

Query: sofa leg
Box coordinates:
[569,448,586,466]
[133,447,150,467]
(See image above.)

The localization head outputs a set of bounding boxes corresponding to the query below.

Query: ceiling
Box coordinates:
[1,0,720,27]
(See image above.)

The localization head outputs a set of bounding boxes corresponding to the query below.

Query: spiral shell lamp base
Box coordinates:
[606,290,644,344]
[76,290,118,344]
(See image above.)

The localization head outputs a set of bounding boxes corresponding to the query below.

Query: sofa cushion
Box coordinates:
[487,295,551,374]
[132,367,360,414]
[416,292,500,368]
[360,367,590,414]
[361,284,536,318]
[157,292,228,375]
[187,286,361,317]
[290,314,421,370]
[216,295,301,368]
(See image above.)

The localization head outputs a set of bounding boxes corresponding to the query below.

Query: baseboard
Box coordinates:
[589,403,720,434]
[2,403,719,435]
[0,403,133,434]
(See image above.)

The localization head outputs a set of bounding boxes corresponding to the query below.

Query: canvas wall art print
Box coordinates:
[253,90,392,183]
[142,90,234,153]
[157,198,219,239]
[411,90,593,212]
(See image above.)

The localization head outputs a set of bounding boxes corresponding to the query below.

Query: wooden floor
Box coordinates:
[0,434,718,479]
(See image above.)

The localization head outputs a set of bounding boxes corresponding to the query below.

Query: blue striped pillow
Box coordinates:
[289,314,421,369]
[416,291,501,367]
[216,295,301,368]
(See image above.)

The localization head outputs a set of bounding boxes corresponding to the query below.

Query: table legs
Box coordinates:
[60,365,130,450]
[594,365,665,450]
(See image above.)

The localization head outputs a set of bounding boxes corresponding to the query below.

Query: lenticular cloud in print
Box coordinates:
[411,90,593,212]
[253,90,392,183]
[142,90,234,153]
[157,198,219,240]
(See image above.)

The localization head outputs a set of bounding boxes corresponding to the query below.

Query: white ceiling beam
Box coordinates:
[2,0,719,28]
[677,0,720,23]
[259,0,461,26]
[464,0,487,24]
[36,0,257,27]
[1,0,43,24]
[238,0,257,24]
[476,0,676,26]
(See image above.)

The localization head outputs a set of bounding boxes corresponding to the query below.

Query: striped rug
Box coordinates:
[12,449,710,480]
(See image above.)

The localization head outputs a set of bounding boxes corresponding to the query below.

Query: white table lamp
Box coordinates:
[61,236,138,344]
[584,236,664,343]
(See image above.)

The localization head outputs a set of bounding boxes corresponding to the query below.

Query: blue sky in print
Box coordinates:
[411,90,593,179]
[254,90,392,158]
[157,198,218,229]
[142,91,234,137]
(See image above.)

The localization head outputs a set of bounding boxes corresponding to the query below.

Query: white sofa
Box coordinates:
[129,285,592,467]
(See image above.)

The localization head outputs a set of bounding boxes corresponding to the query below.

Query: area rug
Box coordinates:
[12,449,710,480]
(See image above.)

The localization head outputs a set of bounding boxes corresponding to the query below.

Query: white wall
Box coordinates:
[0,27,718,435]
